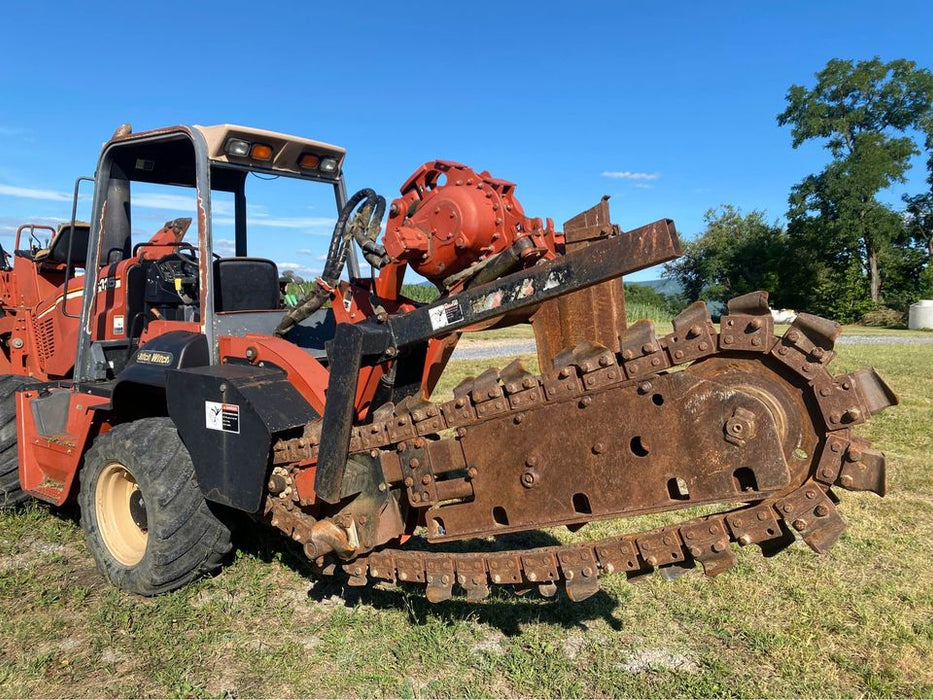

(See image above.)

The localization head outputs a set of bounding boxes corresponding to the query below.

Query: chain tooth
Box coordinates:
[837,437,887,496]
[542,361,584,401]
[557,548,601,602]
[774,482,846,554]
[367,551,396,582]
[811,367,898,432]
[719,312,774,353]
[635,528,685,568]
[771,312,840,375]
[425,557,455,603]
[499,358,545,411]
[342,561,369,587]
[498,358,532,393]
[486,552,523,585]
[521,551,559,583]
[665,300,717,364]
[846,368,899,417]
[679,517,736,577]
[619,319,671,379]
[814,431,852,485]
[594,539,641,575]
[726,291,771,315]
[456,556,489,601]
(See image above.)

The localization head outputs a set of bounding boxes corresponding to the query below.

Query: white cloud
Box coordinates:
[634,183,655,189]
[252,216,335,231]
[601,171,661,181]
[0,182,330,238]
[213,215,335,232]
[277,261,321,279]
[214,238,236,255]
[0,182,239,217]
[0,216,64,238]
[132,192,197,211]
[0,184,73,202]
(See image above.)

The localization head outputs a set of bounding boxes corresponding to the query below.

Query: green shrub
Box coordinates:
[859,306,907,328]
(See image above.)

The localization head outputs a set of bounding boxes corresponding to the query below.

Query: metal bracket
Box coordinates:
[397,440,438,506]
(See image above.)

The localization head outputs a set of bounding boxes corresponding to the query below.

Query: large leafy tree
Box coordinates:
[664,205,787,305]
[778,58,933,304]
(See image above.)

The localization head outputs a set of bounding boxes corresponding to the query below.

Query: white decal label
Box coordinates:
[205,401,240,434]
[112,315,125,336]
[95,277,121,293]
[429,300,464,330]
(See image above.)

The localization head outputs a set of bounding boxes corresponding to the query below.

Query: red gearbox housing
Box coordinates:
[382,160,560,286]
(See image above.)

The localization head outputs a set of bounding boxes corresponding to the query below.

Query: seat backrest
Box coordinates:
[45,223,91,266]
[213,257,280,312]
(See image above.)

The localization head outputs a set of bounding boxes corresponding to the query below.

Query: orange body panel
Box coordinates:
[16,388,110,505]
[0,253,83,381]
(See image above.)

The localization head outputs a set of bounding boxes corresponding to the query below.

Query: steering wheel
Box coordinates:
[155,252,200,304]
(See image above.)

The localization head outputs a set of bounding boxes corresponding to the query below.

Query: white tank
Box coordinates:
[908,300,933,330]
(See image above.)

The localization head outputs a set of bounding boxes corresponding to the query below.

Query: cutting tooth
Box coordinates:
[564,575,600,602]
[848,368,899,417]
[837,440,887,496]
[790,312,843,354]
[726,290,770,314]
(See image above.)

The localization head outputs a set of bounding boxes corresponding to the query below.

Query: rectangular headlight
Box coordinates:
[319,157,338,173]
[225,138,251,157]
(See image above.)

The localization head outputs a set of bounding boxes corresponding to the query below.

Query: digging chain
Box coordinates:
[271,294,894,602]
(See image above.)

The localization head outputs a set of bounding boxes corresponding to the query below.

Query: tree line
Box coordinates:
[665,58,933,324]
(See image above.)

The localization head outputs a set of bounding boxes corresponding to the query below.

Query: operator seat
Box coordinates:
[32,222,91,266]
[213,258,280,312]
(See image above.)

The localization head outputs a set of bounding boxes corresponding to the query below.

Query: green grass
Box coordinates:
[1,341,931,697]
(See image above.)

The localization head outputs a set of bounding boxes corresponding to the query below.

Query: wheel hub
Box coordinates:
[95,462,148,566]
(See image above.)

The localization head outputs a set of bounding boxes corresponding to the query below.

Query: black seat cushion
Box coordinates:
[213,258,280,312]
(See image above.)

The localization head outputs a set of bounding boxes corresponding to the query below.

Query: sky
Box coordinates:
[1,1,932,283]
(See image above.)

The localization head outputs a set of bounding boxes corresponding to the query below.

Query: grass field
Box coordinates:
[0,339,931,697]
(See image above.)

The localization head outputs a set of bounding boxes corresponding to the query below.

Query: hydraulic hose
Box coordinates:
[275,188,388,337]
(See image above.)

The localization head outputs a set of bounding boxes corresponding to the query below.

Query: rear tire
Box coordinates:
[79,417,232,595]
[0,374,42,509]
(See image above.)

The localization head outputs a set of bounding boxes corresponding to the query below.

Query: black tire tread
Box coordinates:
[0,374,43,509]
[78,417,232,596]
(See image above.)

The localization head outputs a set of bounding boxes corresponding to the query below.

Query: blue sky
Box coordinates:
[1,1,932,283]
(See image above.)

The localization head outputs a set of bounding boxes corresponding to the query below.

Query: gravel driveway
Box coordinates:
[451,334,933,362]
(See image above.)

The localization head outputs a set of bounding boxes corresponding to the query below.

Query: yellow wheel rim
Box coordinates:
[95,461,148,566]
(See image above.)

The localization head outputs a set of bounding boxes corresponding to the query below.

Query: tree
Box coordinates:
[903,192,933,262]
[664,205,787,306]
[902,192,933,298]
[778,58,933,304]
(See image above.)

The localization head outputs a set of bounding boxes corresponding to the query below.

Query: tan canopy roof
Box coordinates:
[195,124,346,176]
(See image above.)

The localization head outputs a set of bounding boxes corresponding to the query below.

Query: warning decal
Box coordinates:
[205,401,240,434]
[428,300,464,330]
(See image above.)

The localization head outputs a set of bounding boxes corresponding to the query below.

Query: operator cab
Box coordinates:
[75,124,350,382]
